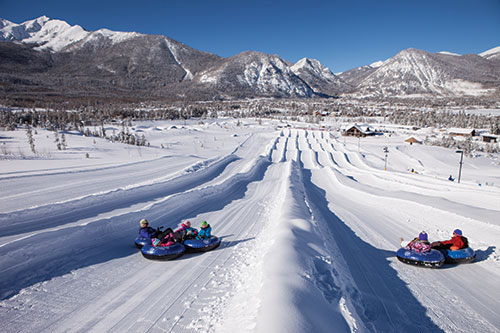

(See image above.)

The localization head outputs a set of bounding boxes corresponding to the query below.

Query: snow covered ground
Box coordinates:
[1,118,499,332]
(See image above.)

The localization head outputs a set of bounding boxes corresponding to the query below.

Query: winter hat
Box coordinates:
[418,231,428,241]
[453,229,462,236]
[201,221,208,228]
[140,219,148,226]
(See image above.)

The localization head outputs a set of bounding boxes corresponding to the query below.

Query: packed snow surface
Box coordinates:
[1,119,499,332]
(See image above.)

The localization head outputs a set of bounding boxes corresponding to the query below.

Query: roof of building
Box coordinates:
[405,136,422,142]
[448,128,475,134]
[343,124,373,134]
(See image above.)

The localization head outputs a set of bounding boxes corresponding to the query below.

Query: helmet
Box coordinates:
[140,219,149,226]
[184,220,191,227]
[201,221,208,228]
[418,231,428,241]
[453,229,462,236]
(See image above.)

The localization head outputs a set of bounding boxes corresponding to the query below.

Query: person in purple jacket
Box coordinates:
[138,219,159,239]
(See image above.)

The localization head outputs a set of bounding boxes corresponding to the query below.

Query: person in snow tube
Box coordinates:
[152,227,176,247]
[138,219,160,238]
[403,231,431,253]
[196,221,212,240]
[174,220,198,241]
[431,229,468,251]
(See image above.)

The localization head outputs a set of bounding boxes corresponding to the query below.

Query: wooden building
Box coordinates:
[448,128,476,137]
[342,124,374,137]
[481,134,499,143]
[404,136,422,145]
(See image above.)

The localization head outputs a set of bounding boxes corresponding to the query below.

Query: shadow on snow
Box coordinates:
[474,246,496,263]
[0,158,271,300]
[301,168,443,332]
[0,155,239,237]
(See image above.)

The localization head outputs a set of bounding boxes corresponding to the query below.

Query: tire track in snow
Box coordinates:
[297,129,500,332]
[65,156,284,332]
[311,133,500,225]
[293,130,442,332]
[0,154,239,239]
[0,136,279,332]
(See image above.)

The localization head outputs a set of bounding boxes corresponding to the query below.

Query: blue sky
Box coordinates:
[2,0,499,73]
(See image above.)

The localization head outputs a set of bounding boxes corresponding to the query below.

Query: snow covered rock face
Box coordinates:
[290,58,349,95]
[1,16,323,99]
[480,46,500,61]
[0,15,139,52]
[196,51,317,98]
[354,48,500,97]
[1,16,500,100]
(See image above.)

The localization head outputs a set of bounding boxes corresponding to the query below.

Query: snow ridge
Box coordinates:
[0,15,140,52]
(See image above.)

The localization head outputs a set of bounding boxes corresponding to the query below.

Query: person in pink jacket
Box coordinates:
[152,228,176,247]
[174,220,198,241]
[404,231,431,253]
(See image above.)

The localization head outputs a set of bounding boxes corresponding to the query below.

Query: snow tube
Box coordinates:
[183,236,221,253]
[141,242,186,260]
[439,247,475,264]
[134,236,151,249]
[396,248,445,268]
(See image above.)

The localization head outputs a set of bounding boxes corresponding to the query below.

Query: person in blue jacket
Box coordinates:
[196,221,212,240]
[138,219,159,238]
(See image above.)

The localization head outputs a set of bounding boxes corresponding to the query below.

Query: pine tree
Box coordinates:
[61,133,67,150]
[26,125,36,154]
[54,131,62,150]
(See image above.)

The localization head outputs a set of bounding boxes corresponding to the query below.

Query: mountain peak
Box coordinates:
[0,16,146,52]
[292,57,334,76]
[291,57,347,96]
[369,60,385,68]
[480,46,500,60]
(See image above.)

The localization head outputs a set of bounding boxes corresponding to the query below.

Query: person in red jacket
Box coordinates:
[431,229,468,250]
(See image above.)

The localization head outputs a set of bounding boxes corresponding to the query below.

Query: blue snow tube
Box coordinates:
[183,236,221,253]
[141,242,186,260]
[396,248,445,268]
[439,247,475,264]
[134,236,151,249]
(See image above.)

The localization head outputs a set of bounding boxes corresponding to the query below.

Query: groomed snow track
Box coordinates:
[1,129,499,332]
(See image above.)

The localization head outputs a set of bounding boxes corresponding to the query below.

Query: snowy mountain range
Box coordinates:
[1,16,499,101]
[343,48,500,98]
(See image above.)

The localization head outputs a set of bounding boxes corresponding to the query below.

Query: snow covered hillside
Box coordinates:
[1,119,499,332]
[0,15,140,52]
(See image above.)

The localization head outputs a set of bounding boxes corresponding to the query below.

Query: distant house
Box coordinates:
[404,136,422,145]
[481,134,499,143]
[314,111,330,117]
[342,124,375,137]
[448,128,476,137]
